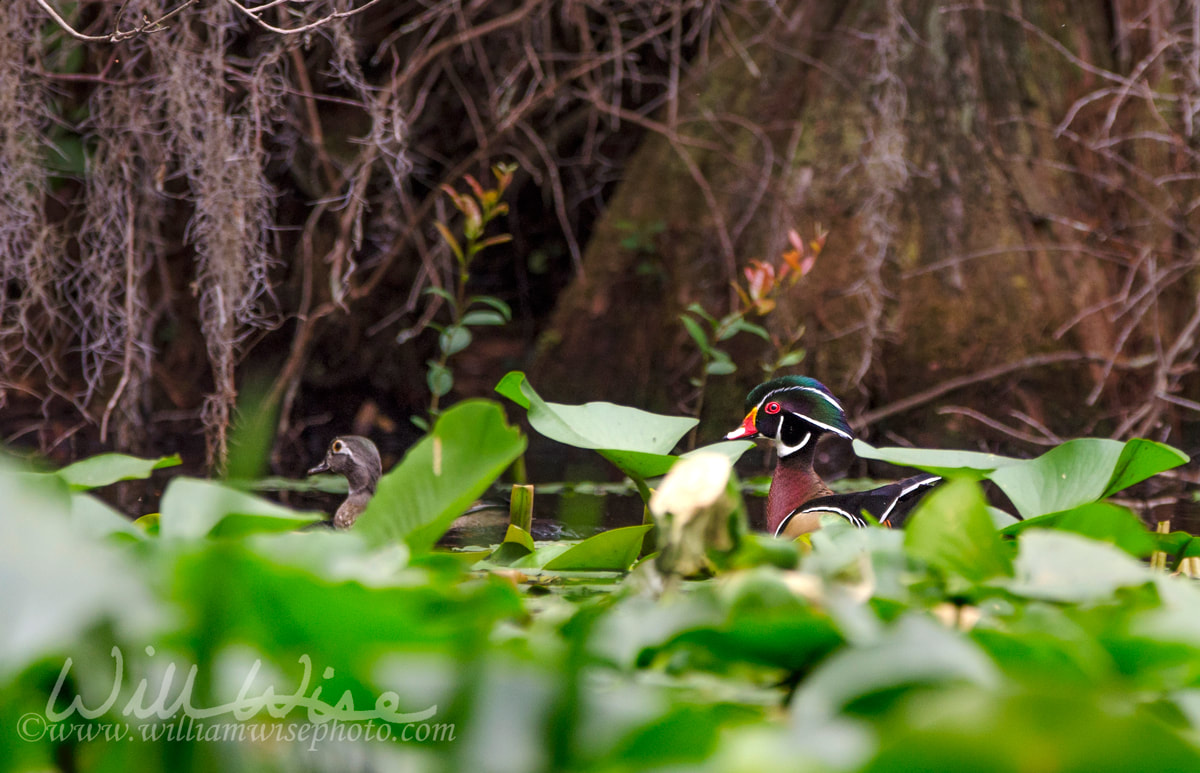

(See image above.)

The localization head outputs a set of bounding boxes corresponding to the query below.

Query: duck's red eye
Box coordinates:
[764,401,781,414]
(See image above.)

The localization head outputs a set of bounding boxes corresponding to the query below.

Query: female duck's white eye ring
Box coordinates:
[332,440,345,453]
[764,401,782,415]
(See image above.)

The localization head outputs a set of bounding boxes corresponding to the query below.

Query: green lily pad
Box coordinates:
[905,478,1013,584]
[1000,502,1158,558]
[989,438,1113,519]
[159,478,323,539]
[790,614,1000,720]
[852,440,1022,479]
[856,437,1188,520]
[356,400,527,553]
[496,372,756,493]
[999,530,1152,603]
[485,524,536,566]
[1102,438,1191,498]
[69,492,145,540]
[496,370,695,455]
[543,524,653,571]
[502,523,536,551]
[57,452,182,491]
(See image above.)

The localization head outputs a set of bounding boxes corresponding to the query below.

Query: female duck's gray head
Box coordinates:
[308,435,381,528]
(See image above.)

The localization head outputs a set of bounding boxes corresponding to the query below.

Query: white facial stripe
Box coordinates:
[758,386,852,440]
[774,427,811,458]
[800,416,853,440]
[759,385,845,414]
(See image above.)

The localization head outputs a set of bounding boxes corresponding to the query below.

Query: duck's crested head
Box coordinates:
[729,376,852,446]
[308,435,382,490]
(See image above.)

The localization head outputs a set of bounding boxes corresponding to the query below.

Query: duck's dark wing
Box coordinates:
[773,473,940,536]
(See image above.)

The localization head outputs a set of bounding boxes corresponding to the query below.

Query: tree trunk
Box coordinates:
[533,0,1200,446]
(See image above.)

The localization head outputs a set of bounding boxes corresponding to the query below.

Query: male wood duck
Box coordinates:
[726,376,939,538]
[307,435,576,543]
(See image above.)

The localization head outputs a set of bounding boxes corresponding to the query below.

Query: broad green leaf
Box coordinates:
[133,512,160,535]
[858,437,1189,520]
[171,539,523,667]
[853,439,1022,479]
[596,449,679,480]
[57,452,181,490]
[439,324,472,356]
[999,530,1152,602]
[474,522,535,568]
[69,492,145,540]
[0,464,161,677]
[495,371,695,455]
[682,440,755,466]
[159,478,323,539]
[905,478,1012,583]
[502,522,536,551]
[1150,530,1200,567]
[657,570,842,671]
[482,525,535,566]
[355,400,526,553]
[1001,502,1157,558]
[245,531,416,587]
[1132,574,1200,645]
[863,687,1200,771]
[543,524,652,571]
[1102,438,1189,497]
[0,469,72,519]
[989,438,1127,519]
[503,541,574,569]
[790,614,1000,721]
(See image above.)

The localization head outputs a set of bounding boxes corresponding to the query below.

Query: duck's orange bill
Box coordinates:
[725,407,759,440]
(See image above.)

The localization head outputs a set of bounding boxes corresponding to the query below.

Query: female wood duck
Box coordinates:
[307,435,381,529]
[307,435,576,543]
[726,376,938,538]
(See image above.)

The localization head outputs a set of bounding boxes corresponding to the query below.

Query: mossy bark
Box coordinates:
[533,0,1199,443]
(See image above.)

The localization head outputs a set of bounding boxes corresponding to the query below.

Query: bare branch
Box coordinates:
[222,0,388,35]
[34,0,198,43]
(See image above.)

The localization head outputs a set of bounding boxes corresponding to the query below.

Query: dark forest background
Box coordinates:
[2,0,1198,511]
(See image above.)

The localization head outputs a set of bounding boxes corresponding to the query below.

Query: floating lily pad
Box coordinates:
[999,530,1152,603]
[1001,502,1158,558]
[856,437,1188,520]
[496,371,750,490]
[57,452,182,491]
[159,478,323,539]
[905,478,1012,584]
[543,524,652,571]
